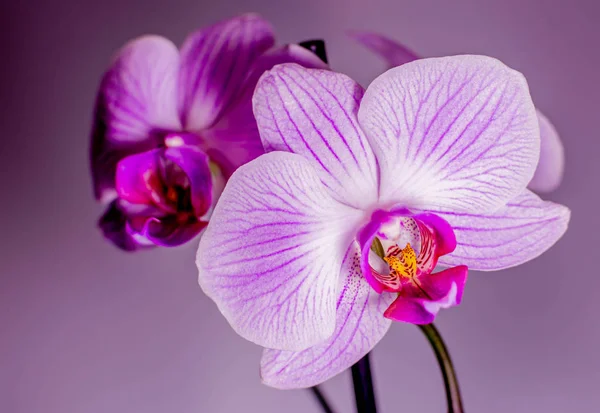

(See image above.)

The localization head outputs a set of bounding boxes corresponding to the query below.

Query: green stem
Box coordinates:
[370,237,463,411]
[418,323,464,413]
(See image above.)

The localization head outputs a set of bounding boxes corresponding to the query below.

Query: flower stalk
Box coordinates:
[418,323,464,413]
[351,353,378,413]
[372,237,463,412]
[309,386,336,413]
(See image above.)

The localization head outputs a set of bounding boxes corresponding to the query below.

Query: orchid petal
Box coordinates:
[178,13,274,130]
[529,110,565,193]
[348,31,419,67]
[260,243,394,388]
[435,190,570,270]
[253,64,379,209]
[97,200,150,251]
[350,33,565,195]
[143,217,207,247]
[197,152,363,351]
[114,149,162,205]
[91,36,180,201]
[358,55,540,213]
[384,265,468,324]
[202,44,327,178]
[164,145,212,217]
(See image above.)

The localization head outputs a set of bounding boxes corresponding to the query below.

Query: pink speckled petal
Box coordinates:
[528,110,565,193]
[260,243,394,388]
[197,152,363,351]
[178,13,275,130]
[358,55,540,213]
[348,31,420,67]
[253,64,379,210]
[435,190,570,270]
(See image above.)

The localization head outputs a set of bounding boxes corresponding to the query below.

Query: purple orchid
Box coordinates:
[196,56,570,388]
[349,31,565,193]
[91,14,326,250]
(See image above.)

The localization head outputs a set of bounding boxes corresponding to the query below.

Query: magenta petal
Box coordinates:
[348,31,420,67]
[144,217,207,247]
[178,13,275,130]
[419,266,468,305]
[91,138,158,203]
[356,209,393,294]
[528,110,565,193]
[98,201,145,251]
[385,266,467,324]
[91,36,181,201]
[413,212,457,257]
[201,44,329,177]
[114,149,162,205]
[384,298,435,324]
[260,244,394,389]
[164,145,212,217]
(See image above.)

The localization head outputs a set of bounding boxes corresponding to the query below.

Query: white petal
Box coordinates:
[253,64,379,210]
[197,152,363,351]
[528,110,565,193]
[435,190,570,270]
[358,55,540,213]
[261,243,394,388]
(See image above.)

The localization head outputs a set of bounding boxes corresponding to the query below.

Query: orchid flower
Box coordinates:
[196,56,570,389]
[90,14,326,250]
[349,31,565,193]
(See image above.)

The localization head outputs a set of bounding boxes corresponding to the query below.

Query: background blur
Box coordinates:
[1,0,598,412]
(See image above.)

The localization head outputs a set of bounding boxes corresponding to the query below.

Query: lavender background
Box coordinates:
[1,0,598,412]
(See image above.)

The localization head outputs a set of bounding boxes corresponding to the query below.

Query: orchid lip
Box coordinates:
[357,207,467,323]
[366,214,437,293]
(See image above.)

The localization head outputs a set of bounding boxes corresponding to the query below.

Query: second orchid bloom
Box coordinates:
[90,14,326,250]
[197,56,570,388]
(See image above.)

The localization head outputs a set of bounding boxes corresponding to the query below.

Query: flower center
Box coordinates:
[366,215,441,293]
[383,243,417,279]
[160,131,202,149]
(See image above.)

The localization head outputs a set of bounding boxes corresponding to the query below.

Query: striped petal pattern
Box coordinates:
[179,13,275,130]
[358,55,540,213]
[435,190,570,270]
[253,64,379,210]
[197,152,363,351]
[261,243,394,388]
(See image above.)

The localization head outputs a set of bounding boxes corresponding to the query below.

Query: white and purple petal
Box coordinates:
[91,36,181,201]
[253,64,379,210]
[434,190,570,270]
[358,55,540,213]
[351,32,565,195]
[260,243,394,388]
[178,13,275,130]
[197,152,363,351]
